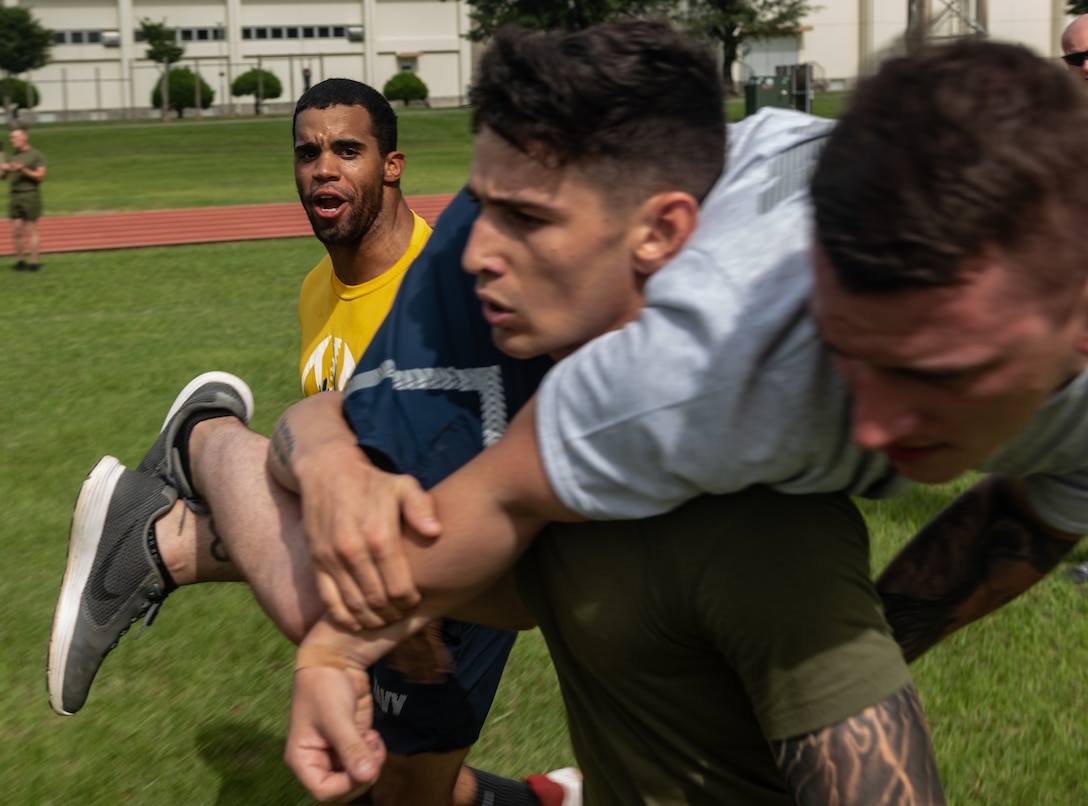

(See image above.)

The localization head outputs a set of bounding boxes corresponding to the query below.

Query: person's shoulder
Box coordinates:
[299,254,333,294]
[726,108,834,172]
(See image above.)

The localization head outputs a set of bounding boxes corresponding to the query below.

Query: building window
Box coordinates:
[233,25,360,41]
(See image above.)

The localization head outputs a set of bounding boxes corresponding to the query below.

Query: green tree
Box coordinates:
[0,7,52,125]
[460,0,668,41]
[1069,1,1088,15]
[0,78,41,115]
[140,18,185,121]
[231,68,283,115]
[150,67,214,118]
[680,0,815,93]
[383,72,429,105]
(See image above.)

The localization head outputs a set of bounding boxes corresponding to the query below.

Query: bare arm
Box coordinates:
[269,392,579,628]
[1,160,46,182]
[21,163,46,182]
[268,391,441,628]
[772,684,945,805]
[877,473,1081,662]
[285,570,535,802]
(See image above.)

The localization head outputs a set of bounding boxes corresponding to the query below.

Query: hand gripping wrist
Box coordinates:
[294,644,352,672]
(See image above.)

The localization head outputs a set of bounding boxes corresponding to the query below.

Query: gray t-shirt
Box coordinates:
[536,108,1088,535]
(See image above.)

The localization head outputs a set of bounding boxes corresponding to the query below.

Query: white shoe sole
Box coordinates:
[159,370,255,431]
[47,455,125,716]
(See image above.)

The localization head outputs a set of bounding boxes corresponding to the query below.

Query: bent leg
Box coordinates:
[370,748,469,806]
[183,416,323,643]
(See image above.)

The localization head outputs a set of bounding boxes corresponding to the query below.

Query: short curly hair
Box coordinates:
[470,20,725,204]
[293,78,397,156]
[813,39,1088,301]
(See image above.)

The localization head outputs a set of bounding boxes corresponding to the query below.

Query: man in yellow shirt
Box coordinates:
[294,79,431,394]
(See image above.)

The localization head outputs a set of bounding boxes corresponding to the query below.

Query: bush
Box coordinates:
[383,72,429,105]
[150,67,214,118]
[0,77,40,112]
[231,68,283,115]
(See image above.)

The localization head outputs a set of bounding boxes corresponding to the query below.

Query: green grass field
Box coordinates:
[5,109,1088,803]
[21,108,475,213]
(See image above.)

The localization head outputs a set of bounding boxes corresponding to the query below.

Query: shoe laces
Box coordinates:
[134,582,167,639]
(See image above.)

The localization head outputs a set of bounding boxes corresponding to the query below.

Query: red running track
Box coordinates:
[0,193,455,257]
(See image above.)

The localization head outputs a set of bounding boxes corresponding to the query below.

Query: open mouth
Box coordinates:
[312,193,347,218]
[480,298,514,326]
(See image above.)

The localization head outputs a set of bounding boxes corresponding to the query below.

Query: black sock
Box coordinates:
[176,409,237,493]
[469,768,537,806]
[146,523,178,593]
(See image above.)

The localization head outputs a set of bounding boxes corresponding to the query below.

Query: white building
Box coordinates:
[1,0,1077,120]
[5,0,476,121]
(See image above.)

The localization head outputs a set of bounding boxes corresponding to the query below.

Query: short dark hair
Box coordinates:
[293,78,398,155]
[812,39,1088,298]
[470,20,725,203]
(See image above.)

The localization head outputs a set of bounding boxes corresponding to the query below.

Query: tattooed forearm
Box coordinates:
[772,684,945,806]
[877,474,1080,662]
[270,416,296,474]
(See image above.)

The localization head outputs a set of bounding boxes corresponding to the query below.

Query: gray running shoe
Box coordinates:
[48,456,179,716]
[135,371,254,503]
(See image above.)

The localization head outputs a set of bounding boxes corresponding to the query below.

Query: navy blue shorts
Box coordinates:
[371,618,517,754]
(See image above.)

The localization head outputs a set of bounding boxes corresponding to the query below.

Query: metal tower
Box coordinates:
[907,0,988,39]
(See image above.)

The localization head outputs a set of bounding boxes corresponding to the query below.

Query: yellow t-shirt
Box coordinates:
[298,211,431,395]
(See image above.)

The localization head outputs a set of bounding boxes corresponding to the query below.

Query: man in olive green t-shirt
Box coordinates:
[517,489,925,806]
[2,126,47,272]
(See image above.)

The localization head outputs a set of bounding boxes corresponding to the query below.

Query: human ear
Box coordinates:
[631,192,699,278]
[383,150,406,183]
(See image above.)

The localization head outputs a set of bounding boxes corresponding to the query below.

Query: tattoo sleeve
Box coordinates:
[772,684,945,805]
[877,473,1080,662]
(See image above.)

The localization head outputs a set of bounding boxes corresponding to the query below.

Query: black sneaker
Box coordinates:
[135,371,254,504]
[12,260,25,271]
[47,457,179,715]
[26,263,39,272]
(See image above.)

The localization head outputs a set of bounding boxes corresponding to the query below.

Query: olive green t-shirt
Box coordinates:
[9,146,46,194]
[515,488,912,806]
